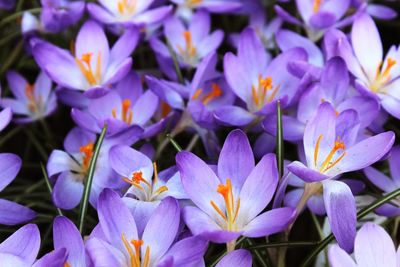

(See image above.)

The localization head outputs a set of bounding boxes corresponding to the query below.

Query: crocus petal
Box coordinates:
[53,216,85,267]
[335,131,395,173]
[183,206,241,243]
[98,189,138,252]
[161,236,208,267]
[142,197,180,265]
[52,172,84,210]
[131,90,159,125]
[6,71,27,101]
[287,161,329,182]
[0,153,21,191]
[218,129,255,192]
[32,248,67,267]
[243,207,296,237]
[355,222,397,267]
[351,13,382,80]
[0,254,27,267]
[323,180,356,253]
[85,237,125,267]
[0,199,36,225]
[133,6,172,26]
[238,154,278,223]
[367,4,397,20]
[216,249,252,267]
[389,146,400,186]
[0,108,12,131]
[87,3,116,24]
[214,105,257,126]
[176,151,224,216]
[110,27,139,65]
[363,166,396,192]
[0,224,40,265]
[109,145,153,179]
[320,57,349,103]
[328,245,357,267]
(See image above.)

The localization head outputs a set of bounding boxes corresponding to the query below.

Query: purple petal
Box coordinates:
[238,154,278,222]
[133,6,172,26]
[32,248,67,267]
[6,71,28,101]
[216,249,252,267]
[389,146,400,185]
[218,129,255,192]
[287,161,329,182]
[309,12,337,29]
[0,153,21,191]
[110,27,139,65]
[214,105,256,127]
[328,245,356,267]
[142,197,180,263]
[183,206,241,243]
[0,224,40,264]
[161,236,208,267]
[98,189,138,251]
[52,172,84,210]
[363,166,396,192]
[355,222,397,267]
[243,207,296,237]
[0,108,12,131]
[367,4,397,20]
[0,198,35,225]
[323,180,356,253]
[176,151,223,216]
[53,216,84,267]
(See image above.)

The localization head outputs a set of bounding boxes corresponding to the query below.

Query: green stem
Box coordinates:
[40,163,63,216]
[0,125,22,147]
[247,241,320,250]
[301,187,400,267]
[166,41,184,84]
[78,124,108,234]
[276,100,284,178]
[0,8,41,26]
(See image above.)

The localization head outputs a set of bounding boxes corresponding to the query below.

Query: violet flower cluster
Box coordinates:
[0,0,399,266]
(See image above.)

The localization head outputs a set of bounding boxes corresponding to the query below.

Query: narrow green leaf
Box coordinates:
[167,133,183,152]
[78,124,108,234]
[276,100,284,178]
[300,187,400,267]
[0,8,41,27]
[40,163,63,216]
[246,241,319,250]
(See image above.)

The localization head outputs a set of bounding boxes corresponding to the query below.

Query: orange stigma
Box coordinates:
[25,83,41,113]
[117,0,137,15]
[187,0,202,6]
[192,83,223,105]
[313,0,322,13]
[80,142,94,173]
[371,57,397,92]
[251,75,280,110]
[122,234,150,267]
[112,99,133,124]
[210,178,241,231]
[64,263,71,267]
[314,135,346,173]
[177,31,197,61]
[75,52,102,86]
[122,162,168,201]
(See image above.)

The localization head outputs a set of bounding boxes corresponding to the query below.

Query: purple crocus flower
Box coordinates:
[332,13,400,119]
[109,144,187,233]
[40,0,85,33]
[46,126,142,209]
[71,71,166,138]
[1,71,57,123]
[216,249,252,267]
[32,20,139,97]
[217,28,307,127]
[172,0,241,20]
[0,224,67,266]
[352,0,397,20]
[176,129,296,247]
[151,11,224,68]
[87,0,172,28]
[329,222,400,267]
[86,189,208,266]
[287,102,394,252]
[364,146,400,217]
[53,216,86,267]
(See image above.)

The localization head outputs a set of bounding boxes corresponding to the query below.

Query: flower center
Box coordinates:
[118,0,136,15]
[112,99,133,124]
[192,83,223,105]
[210,178,241,231]
[75,52,102,86]
[64,263,71,267]
[177,31,197,63]
[370,57,397,92]
[79,142,94,173]
[122,234,150,267]
[314,135,346,173]
[186,0,202,7]
[313,0,322,13]
[123,162,168,201]
[24,83,42,114]
[251,75,280,110]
